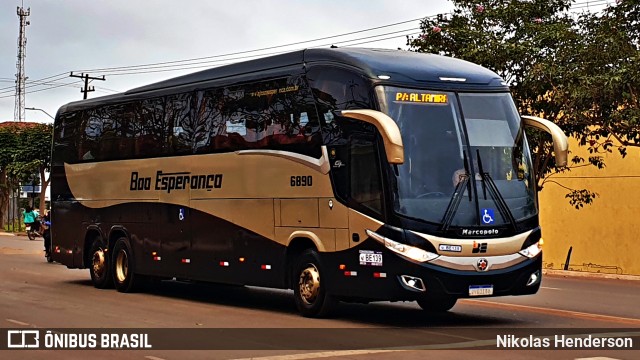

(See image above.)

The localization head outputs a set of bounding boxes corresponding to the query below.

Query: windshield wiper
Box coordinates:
[475,149,517,230]
[441,150,473,231]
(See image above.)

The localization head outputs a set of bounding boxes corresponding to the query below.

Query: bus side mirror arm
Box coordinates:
[338,109,405,164]
[521,115,569,167]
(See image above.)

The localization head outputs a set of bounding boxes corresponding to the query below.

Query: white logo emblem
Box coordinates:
[7,330,39,348]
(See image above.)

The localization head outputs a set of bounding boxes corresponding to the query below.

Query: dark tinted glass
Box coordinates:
[350,137,383,213]
[71,74,322,162]
[307,66,373,146]
[53,112,79,164]
[194,76,322,158]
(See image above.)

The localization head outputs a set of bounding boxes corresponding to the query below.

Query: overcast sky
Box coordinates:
[0,0,457,123]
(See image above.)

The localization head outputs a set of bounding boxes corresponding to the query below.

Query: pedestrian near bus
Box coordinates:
[42,210,52,262]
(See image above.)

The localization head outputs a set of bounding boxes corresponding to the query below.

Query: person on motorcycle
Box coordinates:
[42,211,52,262]
[22,206,40,235]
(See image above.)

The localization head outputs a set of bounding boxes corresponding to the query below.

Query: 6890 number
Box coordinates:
[290,175,313,187]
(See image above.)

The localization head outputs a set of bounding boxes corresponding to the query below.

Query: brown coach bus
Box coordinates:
[51,48,568,317]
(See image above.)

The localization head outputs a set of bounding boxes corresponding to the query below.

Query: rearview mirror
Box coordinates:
[337,109,404,164]
[522,115,569,167]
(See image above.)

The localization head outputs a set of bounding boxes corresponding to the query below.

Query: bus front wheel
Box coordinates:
[89,237,113,289]
[417,296,457,312]
[112,237,140,293]
[293,249,337,318]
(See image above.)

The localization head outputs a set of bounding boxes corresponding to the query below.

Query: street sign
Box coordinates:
[21,185,41,193]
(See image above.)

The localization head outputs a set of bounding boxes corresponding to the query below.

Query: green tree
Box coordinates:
[0,126,20,228]
[0,122,53,228]
[407,0,640,208]
[12,123,53,215]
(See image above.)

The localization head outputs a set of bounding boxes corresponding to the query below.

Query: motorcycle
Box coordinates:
[25,223,42,241]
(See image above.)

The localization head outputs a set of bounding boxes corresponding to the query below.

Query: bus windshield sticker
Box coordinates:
[359,250,383,266]
[394,92,448,104]
[250,85,299,97]
[481,208,495,225]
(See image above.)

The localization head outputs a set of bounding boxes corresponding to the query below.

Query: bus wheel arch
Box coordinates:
[286,237,317,289]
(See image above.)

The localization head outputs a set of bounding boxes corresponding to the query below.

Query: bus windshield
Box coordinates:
[378,87,537,227]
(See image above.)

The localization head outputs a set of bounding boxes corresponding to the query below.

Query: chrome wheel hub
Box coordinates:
[115,250,128,283]
[298,264,320,305]
[92,249,106,277]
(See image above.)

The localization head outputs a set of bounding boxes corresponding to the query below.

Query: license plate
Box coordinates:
[359,251,383,266]
[469,285,493,296]
[25,226,30,231]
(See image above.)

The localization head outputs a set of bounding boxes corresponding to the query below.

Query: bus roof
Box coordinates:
[304,48,504,87]
[58,48,506,114]
[125,48,505,94]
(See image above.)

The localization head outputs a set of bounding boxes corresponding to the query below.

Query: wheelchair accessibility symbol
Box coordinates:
[481,208,495,224]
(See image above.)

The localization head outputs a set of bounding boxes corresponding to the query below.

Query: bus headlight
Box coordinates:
[519,241,542,258]
[366,229,439,263]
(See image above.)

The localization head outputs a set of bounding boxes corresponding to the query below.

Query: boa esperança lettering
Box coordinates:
[130,170,223,193]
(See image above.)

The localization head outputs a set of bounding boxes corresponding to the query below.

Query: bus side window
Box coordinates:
[328,133,384,215]
[350,136,383,214]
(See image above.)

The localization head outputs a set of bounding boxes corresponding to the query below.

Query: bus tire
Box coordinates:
[112,237,140,293]
[293,249,337,318]
[417,296,457,312]
[89,237,113,289]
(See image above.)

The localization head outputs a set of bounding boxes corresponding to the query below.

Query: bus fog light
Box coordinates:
[526,270,540,286]
[400,275,426,292]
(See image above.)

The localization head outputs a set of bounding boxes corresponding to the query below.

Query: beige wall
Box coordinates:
[539,139,640,275]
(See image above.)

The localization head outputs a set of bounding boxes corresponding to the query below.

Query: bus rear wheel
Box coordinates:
[89,237,112,289]
[112,237,141,293]
[417,296,457,312]
[293,249,337,318]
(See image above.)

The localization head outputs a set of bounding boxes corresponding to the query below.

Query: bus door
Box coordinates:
[325,121,385,251]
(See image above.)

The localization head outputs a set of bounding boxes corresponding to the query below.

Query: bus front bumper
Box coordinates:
[325,244,542,302]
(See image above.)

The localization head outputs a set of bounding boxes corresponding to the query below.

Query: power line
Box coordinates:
[75,17,429,74]
[2,0,619,99]
[0,72,68,92]
[0,81,78,99]
[101,27,423,77]
[0,17,429,98]
[0,75,75,95]
[342,31,423,48]
[1,22,428,96]
[50,0,617,77]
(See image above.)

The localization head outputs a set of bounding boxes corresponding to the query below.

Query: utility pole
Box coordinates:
[14,5,30,122]
[70,72,106,99]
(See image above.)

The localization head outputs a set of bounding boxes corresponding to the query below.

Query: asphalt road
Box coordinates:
[0,234,638,360]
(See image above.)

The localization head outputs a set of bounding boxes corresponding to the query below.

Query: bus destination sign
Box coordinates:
[395,92,448,104]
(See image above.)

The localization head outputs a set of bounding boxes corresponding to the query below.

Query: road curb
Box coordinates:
[0,232,16,236]
[543,268,640,281]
